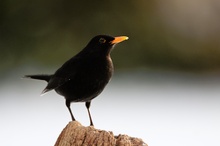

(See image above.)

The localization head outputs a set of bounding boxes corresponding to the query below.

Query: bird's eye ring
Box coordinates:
[99,38,106,44]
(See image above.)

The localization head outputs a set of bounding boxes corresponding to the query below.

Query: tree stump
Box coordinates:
[55,121,147,146]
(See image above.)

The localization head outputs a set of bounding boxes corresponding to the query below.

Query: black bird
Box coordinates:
[25,35,128,126]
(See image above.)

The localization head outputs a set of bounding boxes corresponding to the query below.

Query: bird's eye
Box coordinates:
[99,38,106,44]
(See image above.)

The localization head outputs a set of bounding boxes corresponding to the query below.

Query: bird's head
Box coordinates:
[83,35,129,55]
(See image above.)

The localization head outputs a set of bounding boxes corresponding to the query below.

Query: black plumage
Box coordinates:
[25,35,128,126]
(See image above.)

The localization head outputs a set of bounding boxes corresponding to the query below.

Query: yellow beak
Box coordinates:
[111,36,129,44]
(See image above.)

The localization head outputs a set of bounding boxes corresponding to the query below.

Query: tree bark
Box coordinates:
[55,121,147,146]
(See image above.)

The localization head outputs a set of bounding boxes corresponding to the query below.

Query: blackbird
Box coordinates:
[25,35,128,126]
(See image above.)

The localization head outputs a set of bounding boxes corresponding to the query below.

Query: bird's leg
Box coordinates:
[86,101,94,126]
[65,100,75,121]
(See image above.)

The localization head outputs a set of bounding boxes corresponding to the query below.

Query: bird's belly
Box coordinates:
[55,74,111,102]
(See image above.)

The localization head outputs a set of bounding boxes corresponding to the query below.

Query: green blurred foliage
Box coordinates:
[1,0,220,72]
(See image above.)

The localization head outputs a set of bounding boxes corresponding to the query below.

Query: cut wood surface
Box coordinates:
[55,121,147,146]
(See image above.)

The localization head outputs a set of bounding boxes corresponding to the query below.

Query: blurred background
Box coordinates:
[1,0,220,146]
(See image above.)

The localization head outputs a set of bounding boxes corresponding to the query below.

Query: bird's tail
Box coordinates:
[24,74,52,82]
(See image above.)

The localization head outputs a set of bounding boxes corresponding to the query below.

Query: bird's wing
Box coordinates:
[41,56,81,95]
[41,76,70,95]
